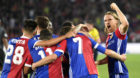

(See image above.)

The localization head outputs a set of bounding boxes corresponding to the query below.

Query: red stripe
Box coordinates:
[78,35,98,75]
[44,46,63,78]
[8,38,30,78]
[115,28,126,40]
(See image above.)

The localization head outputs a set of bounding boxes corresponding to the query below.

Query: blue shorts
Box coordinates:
[110,73,129,78]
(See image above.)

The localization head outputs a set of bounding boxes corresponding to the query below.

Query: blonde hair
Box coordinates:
[104,11,120,34]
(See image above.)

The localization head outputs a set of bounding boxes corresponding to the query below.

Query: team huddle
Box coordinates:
[1,3,129,78]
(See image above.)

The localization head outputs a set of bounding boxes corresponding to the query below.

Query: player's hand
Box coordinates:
[120,54,126,62]
[32,63,36,71]
[65,30,76,38]
[95,61,99,65]
[74,24,87,33]
[110,3,119,10]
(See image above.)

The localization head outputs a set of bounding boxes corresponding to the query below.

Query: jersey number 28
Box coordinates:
[5,45,24,65]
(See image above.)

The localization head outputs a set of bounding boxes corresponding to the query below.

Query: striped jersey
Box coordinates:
[54,33,106,78]
[1,36,32,78]
[26,34,63,78]
[106,28,128,74]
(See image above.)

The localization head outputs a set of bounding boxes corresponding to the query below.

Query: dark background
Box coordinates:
[0,0,140,42]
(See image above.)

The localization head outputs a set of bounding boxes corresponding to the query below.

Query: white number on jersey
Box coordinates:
[5,45,24,65]
[73,37,83,54]
[5,45,14,64]
[38,48,53,59]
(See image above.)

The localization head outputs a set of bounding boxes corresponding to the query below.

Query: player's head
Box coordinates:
[35,16,51,30]
[23,19,37,34]
[40,29,52,40]
[59,26,71,36]
[104,11,120,33]
[62,21,75,28]
[85,20,94,31]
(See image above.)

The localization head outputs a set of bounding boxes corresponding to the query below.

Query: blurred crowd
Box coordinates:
[0,0,140,42]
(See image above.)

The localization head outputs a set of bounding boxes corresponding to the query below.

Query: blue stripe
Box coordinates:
[117,39,123,73]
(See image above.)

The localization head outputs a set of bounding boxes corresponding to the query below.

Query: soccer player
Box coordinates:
[96,3,129,78]
[1,19,74,78]
[1,20,38,78]
[24,29,63,78]
[32,25,126,78]
[27,16,58,78]
[85,20,101,61]
[33,16,58,40]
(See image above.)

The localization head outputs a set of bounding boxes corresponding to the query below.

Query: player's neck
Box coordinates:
[37,29,42,35]
[22,33,33,39]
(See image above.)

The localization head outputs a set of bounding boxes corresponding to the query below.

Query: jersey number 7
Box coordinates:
[73,37,83,54]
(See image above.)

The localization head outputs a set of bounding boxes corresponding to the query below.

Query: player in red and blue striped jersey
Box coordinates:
[25,29,63,78]
[1,20,38,78]
[32,26,126,78]
[96,3,129,78]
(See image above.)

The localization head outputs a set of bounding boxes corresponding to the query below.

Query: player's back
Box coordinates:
[1,36,31,78]
[30,46,63,78]
[66,33,98,78]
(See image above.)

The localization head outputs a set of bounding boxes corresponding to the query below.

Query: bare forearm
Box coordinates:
[115,8,129,26]
[105,49,122,61]
[36,35,66,47]
[33,54,57,68]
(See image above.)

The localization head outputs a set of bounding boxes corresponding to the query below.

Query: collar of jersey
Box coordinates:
[108,33,113,36]
[35,34,40,37]
[78,33,85,36]
[21,36,30,39]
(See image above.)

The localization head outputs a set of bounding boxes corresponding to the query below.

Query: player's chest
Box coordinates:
[106,35,118,48]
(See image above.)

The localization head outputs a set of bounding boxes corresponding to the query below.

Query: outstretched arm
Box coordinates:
[110,3,129,34]
[104,49,126,61]
[89,38,126,61]
[35,24,84,47]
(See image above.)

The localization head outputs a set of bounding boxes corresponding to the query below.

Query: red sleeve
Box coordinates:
[55,40,67,54]
[25,54,33,67]
[115,28,126,40]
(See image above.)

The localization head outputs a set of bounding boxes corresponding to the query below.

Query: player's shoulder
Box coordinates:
[114,28,127,40]
[32,35,40,40]
[52,34,58,38]
[9,37,20,44]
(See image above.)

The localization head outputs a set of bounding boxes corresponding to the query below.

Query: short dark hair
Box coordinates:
[62,21,73,27]
[35,16,50,29]
[40,29,52,40]
[59,26,71,36]
[23,19,37,33]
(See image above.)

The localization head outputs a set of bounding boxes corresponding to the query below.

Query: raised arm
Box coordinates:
[110,3,129,34]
